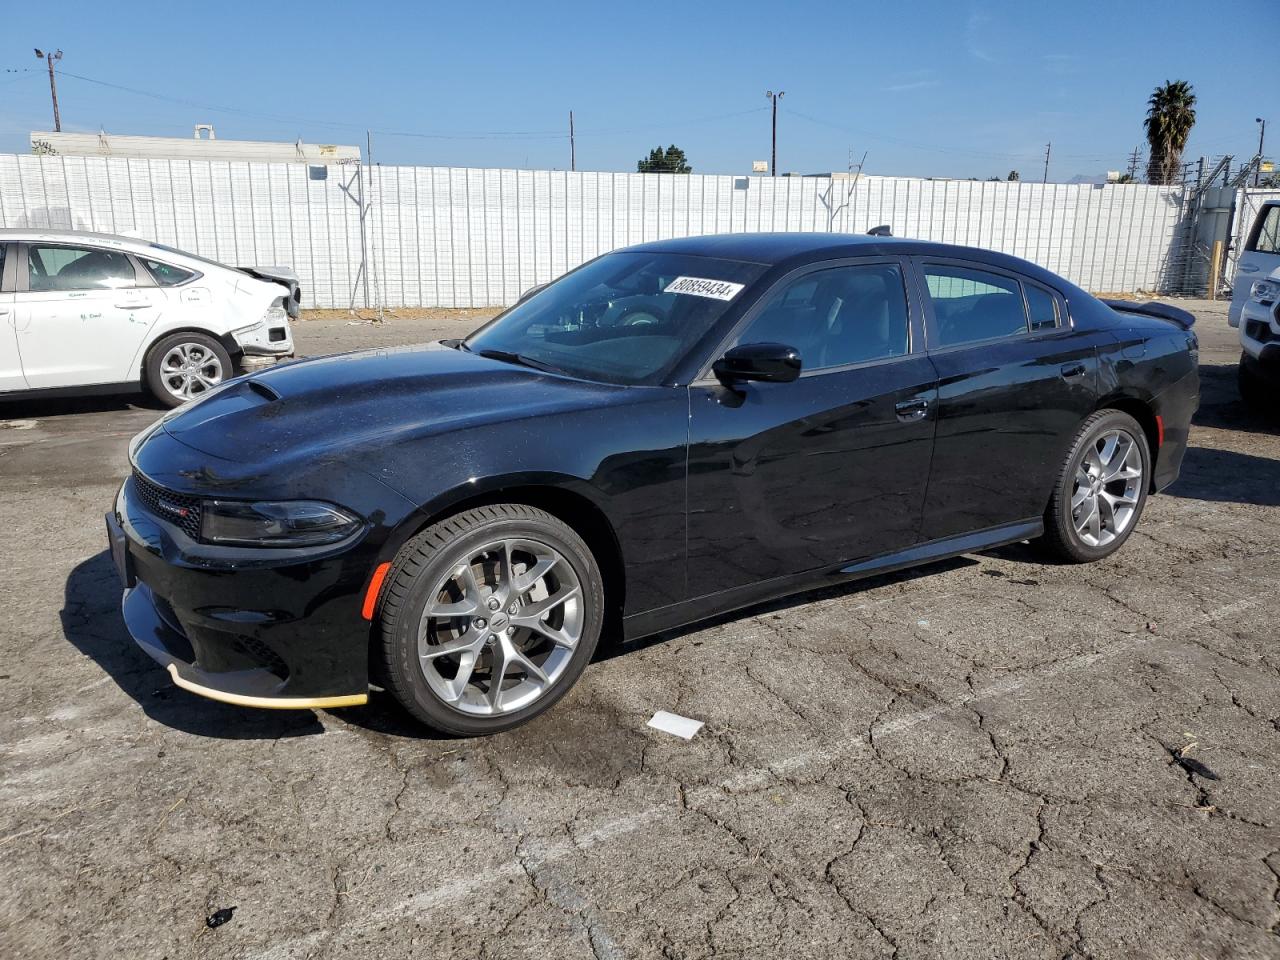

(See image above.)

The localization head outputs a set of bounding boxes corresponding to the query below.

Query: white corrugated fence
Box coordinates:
[0,152,1235,308]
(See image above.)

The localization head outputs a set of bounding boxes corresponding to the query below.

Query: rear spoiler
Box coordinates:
[1101,298,1195,330]
[239,266,302,319]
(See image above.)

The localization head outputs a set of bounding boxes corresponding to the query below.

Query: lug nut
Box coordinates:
[485,635,496,646]
[473,617,487,630]
[487,597,501,611]
[506,626,515,635]
[508,603,518,614]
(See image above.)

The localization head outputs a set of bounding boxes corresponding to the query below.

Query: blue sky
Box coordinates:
[1,0,1271,181]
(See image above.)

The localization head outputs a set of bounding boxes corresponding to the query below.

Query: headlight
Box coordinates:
[201,500,361,547]
[1250,280,1278,304]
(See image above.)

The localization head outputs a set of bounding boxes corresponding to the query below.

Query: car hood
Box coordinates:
[159,342,633,466]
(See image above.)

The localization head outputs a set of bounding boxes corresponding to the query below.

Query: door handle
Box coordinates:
[1238,264,1259,273]
[895,398,929,422]
[115,303,153,310]
[1060,362,1087,380]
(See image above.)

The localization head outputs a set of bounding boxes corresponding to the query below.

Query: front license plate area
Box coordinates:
[106,512,136,589]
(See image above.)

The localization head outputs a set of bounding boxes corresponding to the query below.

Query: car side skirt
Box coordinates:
[0,380,143,402]
[622,518,1044,642]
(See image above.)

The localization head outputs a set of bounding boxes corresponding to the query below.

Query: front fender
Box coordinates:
[363,391,690,616]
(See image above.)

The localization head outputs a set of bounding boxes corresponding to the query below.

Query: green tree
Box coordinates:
[1007,170,1021,181]
[1144,80,1197,185]
[1115,173,1137,184]
[637,145,692,174]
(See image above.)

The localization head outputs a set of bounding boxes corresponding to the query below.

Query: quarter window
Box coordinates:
[734,263,910,371]
[141,258,196,286]
[923,265,1028,347]
[1025,284,1059,331]
[28,244,137,292]
[1251,206,1280,254]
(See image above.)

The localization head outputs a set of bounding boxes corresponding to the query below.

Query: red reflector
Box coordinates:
[362,562,392,621]
[1155,415,1164,448]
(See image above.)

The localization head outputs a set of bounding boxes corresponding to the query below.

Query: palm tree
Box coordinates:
[1144,81,1197,185]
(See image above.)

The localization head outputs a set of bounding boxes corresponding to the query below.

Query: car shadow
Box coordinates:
[594,555,978,663]
[330,557,984,740]
[1,392,161,421]
[63,552,324,740]
[1193,361,1279,435]
[1162,445,1280,506]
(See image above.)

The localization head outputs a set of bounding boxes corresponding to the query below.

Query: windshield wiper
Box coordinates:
[474,348,569,376]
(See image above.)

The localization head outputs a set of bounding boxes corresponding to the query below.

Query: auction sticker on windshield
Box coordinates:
[663,276,746,301]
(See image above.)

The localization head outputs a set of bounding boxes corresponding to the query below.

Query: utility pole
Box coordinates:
[1256,117,1267,187]
[1127,146,1141,181]
[1042,142,1051,184]
[765,90,784,176]
[33,48,62,132]
[569,110,576,172]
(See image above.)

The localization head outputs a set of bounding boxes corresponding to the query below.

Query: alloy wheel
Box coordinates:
[417,537,583,716]
[1071,428,1143,547]
[160,342,224,401]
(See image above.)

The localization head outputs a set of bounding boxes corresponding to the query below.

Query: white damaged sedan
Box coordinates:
[0,229,297,407]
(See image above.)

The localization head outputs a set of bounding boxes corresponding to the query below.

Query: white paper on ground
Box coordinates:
[647,710,704,739]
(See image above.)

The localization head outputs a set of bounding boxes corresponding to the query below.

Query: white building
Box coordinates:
[30,126,360,165]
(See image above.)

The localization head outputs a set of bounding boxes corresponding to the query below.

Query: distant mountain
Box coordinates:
[1066,172,1110,184]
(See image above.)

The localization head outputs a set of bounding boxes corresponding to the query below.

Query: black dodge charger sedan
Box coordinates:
[108,233,1199,735]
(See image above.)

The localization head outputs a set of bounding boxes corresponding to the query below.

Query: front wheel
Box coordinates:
[377,504,604,736]
[1036,409,1151,563]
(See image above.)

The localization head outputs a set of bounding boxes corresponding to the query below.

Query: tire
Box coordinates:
[144,332,234,408]
[1035,409,1151,564]
[378,504,605,736]
[1238,353,1269,413]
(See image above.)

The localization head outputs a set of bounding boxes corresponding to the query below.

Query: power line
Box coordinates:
[53,70,769,144]
[57,71,566,139]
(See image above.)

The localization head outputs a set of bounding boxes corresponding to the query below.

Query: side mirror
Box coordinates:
[713,342,802,384]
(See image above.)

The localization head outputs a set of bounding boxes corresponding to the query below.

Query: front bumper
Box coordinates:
[1239,299,1280,365]
[107,476,375,709]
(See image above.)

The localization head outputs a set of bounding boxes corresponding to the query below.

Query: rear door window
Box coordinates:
[923,265,1029,347]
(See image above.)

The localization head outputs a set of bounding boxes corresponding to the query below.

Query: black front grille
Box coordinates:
[131,470,202,540]
[1246,319,1278,344]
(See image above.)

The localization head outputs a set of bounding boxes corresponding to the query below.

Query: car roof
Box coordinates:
[0,227,164,254]
[624,232,1085,295]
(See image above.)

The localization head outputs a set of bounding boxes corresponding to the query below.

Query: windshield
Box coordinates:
[465,252,767,385]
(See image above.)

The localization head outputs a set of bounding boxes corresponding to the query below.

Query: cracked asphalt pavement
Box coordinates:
[2,301,1278,959]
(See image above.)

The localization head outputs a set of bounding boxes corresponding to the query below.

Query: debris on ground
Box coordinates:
[647,711,704,740]
[205,907,237,929]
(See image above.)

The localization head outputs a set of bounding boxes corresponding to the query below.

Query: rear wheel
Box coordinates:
[1036,409,1150,563]
[377,504,604,736]
[145,332,233,408]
